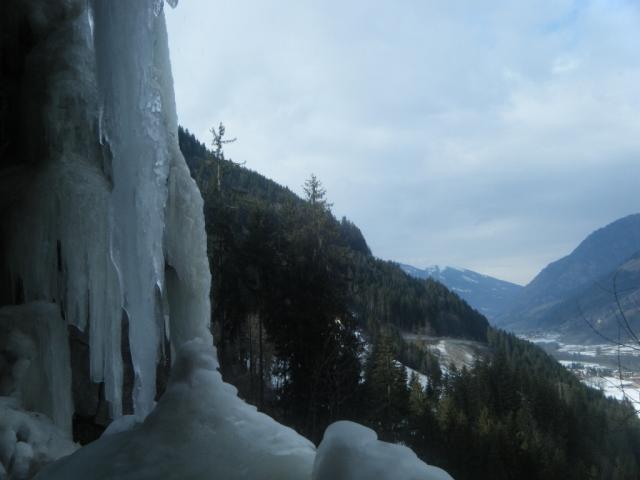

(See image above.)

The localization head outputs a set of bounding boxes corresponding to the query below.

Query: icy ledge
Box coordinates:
[35,341,451,480]
[314,422,453,480]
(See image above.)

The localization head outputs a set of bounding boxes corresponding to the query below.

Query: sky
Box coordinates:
[165,0,640,285]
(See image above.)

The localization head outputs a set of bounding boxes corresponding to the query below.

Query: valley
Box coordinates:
[521,332,640,413]
[403,214,640,420]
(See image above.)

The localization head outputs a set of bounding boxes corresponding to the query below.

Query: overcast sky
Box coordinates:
[166,0,640,285]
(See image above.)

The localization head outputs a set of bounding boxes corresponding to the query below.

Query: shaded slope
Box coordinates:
[400,264,522,320]
[496,214,640,337]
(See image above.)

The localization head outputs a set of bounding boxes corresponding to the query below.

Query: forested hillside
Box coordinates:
[179,127,640,478]
[411,330,640,479]
[496,214,640,337]
[179,127,488,341]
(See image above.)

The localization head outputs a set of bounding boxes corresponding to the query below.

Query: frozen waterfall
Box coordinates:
[0,0,452,478]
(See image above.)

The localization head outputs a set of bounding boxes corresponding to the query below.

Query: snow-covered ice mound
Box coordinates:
[35,340,316,480]
[313,421,453,480]
[0,397,77,480]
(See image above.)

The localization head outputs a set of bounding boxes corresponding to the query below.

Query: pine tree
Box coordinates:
[365,334,409,440]
[303,173,332,210]
[408,372,426,417]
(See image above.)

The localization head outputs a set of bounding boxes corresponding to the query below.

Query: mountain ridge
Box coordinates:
[178,127,490,343]
[495,213,640,340]
[399,263,522,320]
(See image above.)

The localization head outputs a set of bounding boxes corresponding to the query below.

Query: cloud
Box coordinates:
[166,0,640,284]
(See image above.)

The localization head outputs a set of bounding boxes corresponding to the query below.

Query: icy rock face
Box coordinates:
[35,341,315,480]
[2,0,124,425]
[312,422,453,480]
[1,0,211,430]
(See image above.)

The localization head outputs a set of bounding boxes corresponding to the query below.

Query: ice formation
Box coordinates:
[0,303,72,433]
[0,0,453,478]
[0,304,78,479]
[35,340,315,480]
[2,0,211,422]
[313,422,453,480]
[0,397,77,480]
[1,0,211,474]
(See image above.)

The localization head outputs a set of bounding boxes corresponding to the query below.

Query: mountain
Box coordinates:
[496,214,640,340]
[399,264,522,320]
[535,252,640,342]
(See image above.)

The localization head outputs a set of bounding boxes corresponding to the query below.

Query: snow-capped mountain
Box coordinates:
[399,264,522,320]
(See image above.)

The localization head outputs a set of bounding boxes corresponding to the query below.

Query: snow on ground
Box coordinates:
[520,333,640,357]
[558,360,609,371]
[523,334,640,414]
[403,334,489,373]
[518,332,562,344]
[462,275,479,284]
[583,377,640,404]
[0,397,77,479]
[396,362,430,389]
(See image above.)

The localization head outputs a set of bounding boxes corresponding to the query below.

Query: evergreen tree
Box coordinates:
[303,173,331,210]
[364,334,409,441]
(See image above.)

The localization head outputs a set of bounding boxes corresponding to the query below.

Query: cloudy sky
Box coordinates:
[166,0,640,285]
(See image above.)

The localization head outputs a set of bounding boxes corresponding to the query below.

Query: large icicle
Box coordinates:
[92,0,172,418]
[1,0,206,423]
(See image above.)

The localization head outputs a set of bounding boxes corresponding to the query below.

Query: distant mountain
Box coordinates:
[496,213,640,341]
[536,253,640,342]
[399,264,522,320]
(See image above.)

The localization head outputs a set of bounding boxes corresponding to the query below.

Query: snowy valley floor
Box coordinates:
[520,333,640,414]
